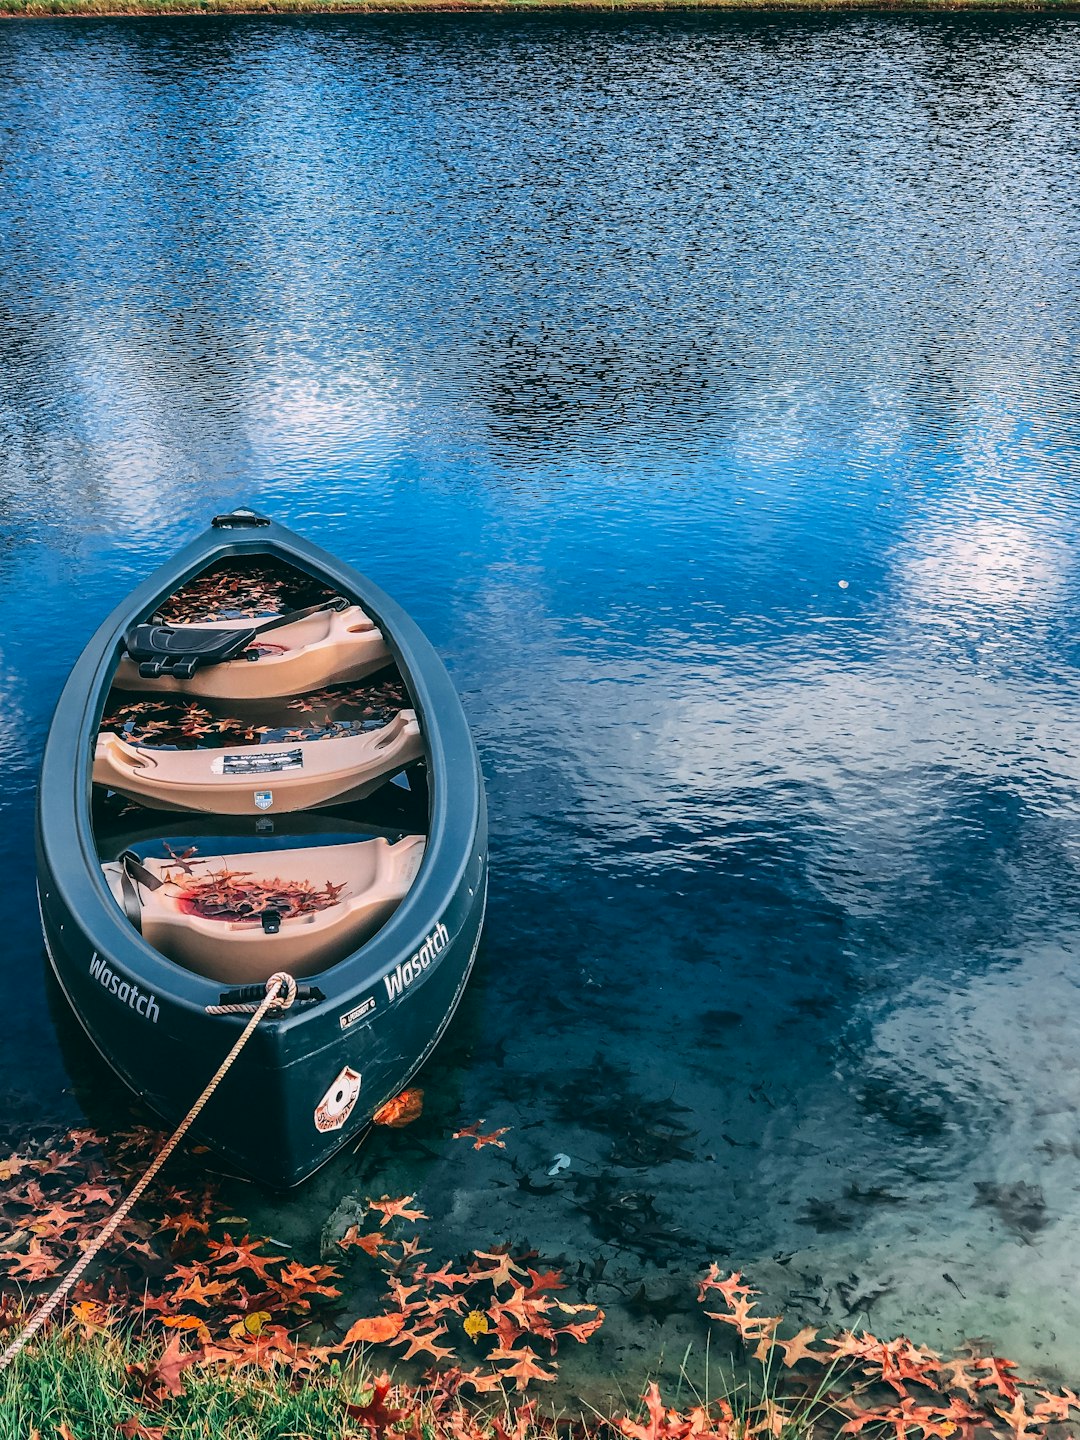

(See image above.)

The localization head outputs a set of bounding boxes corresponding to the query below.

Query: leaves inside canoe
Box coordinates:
[170,867,346,923]
[156,557,337,625]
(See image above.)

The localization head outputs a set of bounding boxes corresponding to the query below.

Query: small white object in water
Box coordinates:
[838,579,850,589]
[548,1153,571,1176]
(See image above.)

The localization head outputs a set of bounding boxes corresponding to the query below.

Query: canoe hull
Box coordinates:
[37,514,488,1189]
[39,856,485,1188]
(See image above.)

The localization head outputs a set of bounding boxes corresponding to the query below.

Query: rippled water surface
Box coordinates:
[2,8,1080,1395]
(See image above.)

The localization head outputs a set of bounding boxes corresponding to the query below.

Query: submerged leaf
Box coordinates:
[373,1089,424,1128]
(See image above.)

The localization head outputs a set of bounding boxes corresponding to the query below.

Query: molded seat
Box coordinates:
[114,605,391,700]
[103,836,425,981]
[94,711,423,814]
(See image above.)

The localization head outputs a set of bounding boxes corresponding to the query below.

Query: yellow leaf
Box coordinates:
[228,1310,271,1340]
[464,1310,490,1342]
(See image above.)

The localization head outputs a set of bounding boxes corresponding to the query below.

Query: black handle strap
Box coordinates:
[247,595,349,638]
[117,851,164,934]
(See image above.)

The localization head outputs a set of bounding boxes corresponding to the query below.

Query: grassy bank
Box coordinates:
[0,1330,387,1440]
[1,0,1079,16]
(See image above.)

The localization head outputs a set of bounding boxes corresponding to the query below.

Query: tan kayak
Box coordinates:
[94,710,423,814]
[103,835,426,981]
[115,604,391,700]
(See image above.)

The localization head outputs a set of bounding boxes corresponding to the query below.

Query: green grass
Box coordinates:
[0,1330,380,1440]
[1,0,1078,15]
[0,1330,833,1440]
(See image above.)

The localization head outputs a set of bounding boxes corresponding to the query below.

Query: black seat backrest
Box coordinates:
[123,623,257,680]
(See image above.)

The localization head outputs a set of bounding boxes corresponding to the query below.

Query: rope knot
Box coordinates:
[266,972,298,1010]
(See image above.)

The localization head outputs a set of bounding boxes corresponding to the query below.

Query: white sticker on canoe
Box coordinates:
[254,790,274,810]
[314,1067,362,1132]
[213,749,304,776]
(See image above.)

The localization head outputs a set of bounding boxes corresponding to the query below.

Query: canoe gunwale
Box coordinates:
[37,518,485,1035]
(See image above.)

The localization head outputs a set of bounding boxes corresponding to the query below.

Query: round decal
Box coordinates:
[314,1066,362,1132]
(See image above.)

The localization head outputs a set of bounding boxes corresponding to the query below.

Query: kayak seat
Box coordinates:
[115,604,391,701]
[103,836,426,981]
[94,710,423,815]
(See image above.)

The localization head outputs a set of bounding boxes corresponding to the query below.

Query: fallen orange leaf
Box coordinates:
[373,1089,424,1128]
[343,1312,406,1345]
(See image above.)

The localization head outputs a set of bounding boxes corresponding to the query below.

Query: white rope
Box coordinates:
[0,970,297,1373]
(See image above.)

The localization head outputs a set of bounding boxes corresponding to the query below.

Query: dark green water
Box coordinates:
[1,9,1080,1397]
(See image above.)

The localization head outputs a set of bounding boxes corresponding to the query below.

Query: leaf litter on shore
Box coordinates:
[0,1124,1076,1437]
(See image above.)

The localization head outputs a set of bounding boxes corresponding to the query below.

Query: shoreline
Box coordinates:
[2,0,1078,16]
[2,1125,1076,1437]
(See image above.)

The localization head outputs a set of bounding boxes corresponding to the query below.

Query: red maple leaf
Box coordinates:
[493,1348,558,1391]
[394,1322,455,1362]
[471,1250,528,1289]
[387,1276,426,1313]
[424,1262,471,1290]
[342,1313,407,1346]
[697,1265,755,1307]
[3,1238,61,1282]
[936,1357,981,1401]
[971,1355,1025,1402]
[772,1326,823,1368]
[395,1235,432,1261]
[458,1367,509,1394]
[372,1089,424,1128]
[27,1201,84,1238]
[550,1308,604,1348]
[344,1373,410,1433]
[171,1273,229,1309]
[118,1420,167,1440]
[473,1128,511,1150]
[618,1382,670,1440]
[523,1268,566,1298]
[71,1180,118,1207]
[205,1234,284,1283]
[1033,1387,1080,1422]
[419,1291,467,1321]
[273,1260,342,1307]
[339,1226,393,1257]
[368,1195,428,1227]
[133,1333,201,1400]
[67,1299,114,1338]
[157,1211,210,1242]
[452,1121,511,1150]
[493,1287,555,1333]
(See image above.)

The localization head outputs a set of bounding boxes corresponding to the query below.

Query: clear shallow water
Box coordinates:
[2,8,1080,1398]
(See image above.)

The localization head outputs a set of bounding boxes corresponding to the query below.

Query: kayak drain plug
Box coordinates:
[262,909,283,935]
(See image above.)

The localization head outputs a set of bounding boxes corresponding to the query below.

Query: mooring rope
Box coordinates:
[0,970,297,1374]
